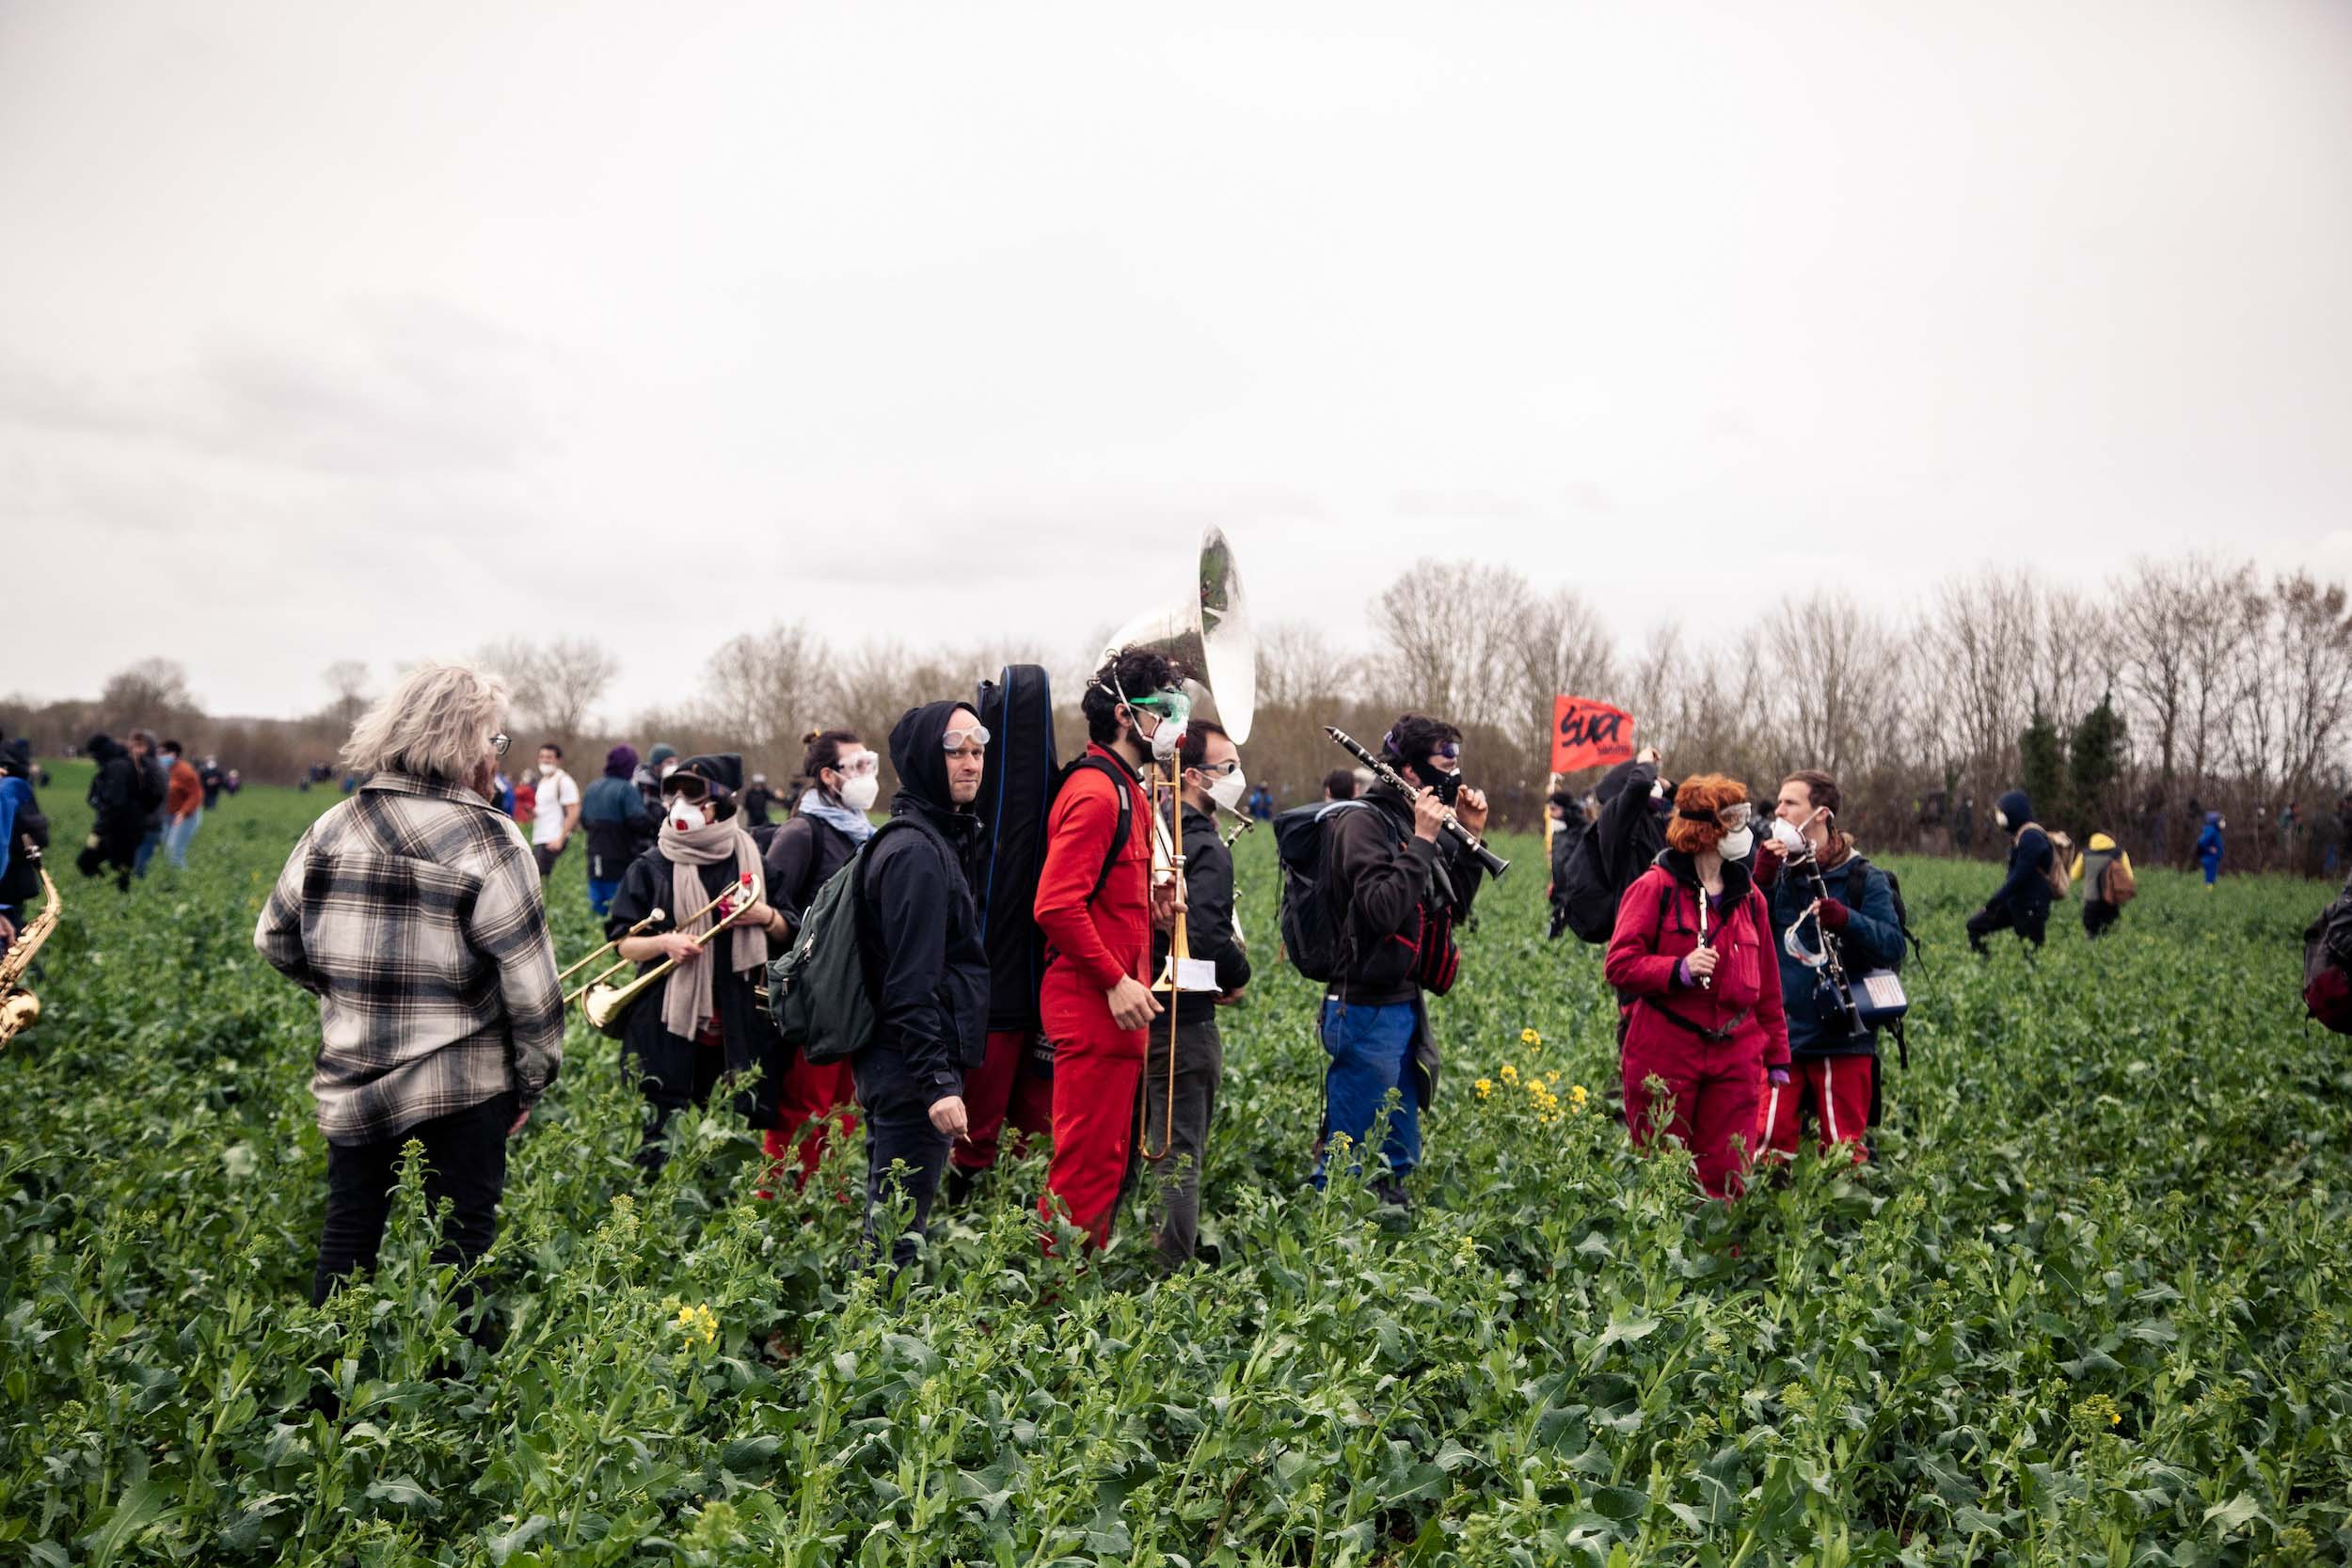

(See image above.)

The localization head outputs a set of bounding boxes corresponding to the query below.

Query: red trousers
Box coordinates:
[1621,1026,1765,1199]
[1758,1054,1872,1162]
[1038,978,1146,1251]
[761,1053,858,1189]
[952,1028,1054,1175]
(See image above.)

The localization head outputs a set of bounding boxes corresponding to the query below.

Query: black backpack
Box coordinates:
[1841,854,1922,972]
[1553,828,1624,944]
[766,816,942,1065]
[2303,879,2352,1035]
[1273,800,1369,983]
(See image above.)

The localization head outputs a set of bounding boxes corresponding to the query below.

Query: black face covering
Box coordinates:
[1414,761,1463,806]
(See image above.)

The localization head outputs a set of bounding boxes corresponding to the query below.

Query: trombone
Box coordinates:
[571,869,766,1036]
[559,906,665,1003]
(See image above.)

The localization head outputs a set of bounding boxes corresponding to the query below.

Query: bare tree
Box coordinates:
[321,660,371,729]
[2111,558,2199,795]
[698,623,831,760]
[99,658,199,727]
[1929,572,2038,801]
[1756,592,1899,781]
[1259,620,1352,711]
[476,638,618,740]
[1370,559,1534,732]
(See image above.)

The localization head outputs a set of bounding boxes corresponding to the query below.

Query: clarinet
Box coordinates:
[1791,843,1866,1036]
[1324,727,1511,879]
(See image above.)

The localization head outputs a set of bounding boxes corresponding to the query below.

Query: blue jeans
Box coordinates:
[1312,999,1422,1186]
[163,809,202,869]
[587,877,621,918]
[133,826,163,878]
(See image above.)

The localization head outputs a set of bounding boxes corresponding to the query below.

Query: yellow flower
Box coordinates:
[1546,1071,1561,1086]
[1570,1085,1590,1107]
[1500,1063,1519,1084]
[1474,1078,1493,1100]
[675,1303,719,1348]
[1519,1027,1542,1048]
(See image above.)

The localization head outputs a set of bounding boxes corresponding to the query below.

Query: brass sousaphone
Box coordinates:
[1097,527,1255,1160]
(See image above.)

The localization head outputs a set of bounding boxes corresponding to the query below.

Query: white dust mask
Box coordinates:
[839,773,881,814]
[1718,827,1755,861]
[668,798,707,832]
[1771,818,1808,856]
[1207,768,1248,813]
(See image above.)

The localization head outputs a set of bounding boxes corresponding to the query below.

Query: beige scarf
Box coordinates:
[656,816,769,1041]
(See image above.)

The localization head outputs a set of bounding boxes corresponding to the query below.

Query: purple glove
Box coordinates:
[1767,1068,1791,1086]
[1674,956,1694,989]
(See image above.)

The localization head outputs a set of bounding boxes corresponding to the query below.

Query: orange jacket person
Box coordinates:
[1031,645,1186,1249]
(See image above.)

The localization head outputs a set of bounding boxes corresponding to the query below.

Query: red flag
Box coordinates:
[1550,696,1634,773]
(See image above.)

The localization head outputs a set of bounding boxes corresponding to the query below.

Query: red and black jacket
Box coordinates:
[1325,784,1483,1006]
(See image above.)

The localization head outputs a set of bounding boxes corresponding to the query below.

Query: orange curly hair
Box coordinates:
[1665,773,1748,855]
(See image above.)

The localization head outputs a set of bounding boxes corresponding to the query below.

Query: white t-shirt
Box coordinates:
[532,768,580,845]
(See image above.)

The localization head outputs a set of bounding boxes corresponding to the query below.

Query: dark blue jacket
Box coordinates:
[1987,789,2054,919]
[1764,850,1904,1056]
[2196,815,2224,868]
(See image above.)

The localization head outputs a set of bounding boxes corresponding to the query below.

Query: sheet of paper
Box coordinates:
[1174,957,1220,992]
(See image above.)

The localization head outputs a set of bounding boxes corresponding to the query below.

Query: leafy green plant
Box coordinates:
[2,764,2345,1563]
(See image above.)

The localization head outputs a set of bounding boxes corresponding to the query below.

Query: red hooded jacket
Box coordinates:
[1604,852,1791,1071]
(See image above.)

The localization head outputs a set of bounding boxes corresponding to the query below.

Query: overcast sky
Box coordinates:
[6,1,2350,723]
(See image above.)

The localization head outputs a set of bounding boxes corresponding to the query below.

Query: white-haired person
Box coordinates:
[255,660,564,1338]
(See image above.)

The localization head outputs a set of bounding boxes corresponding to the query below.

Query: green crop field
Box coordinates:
[3,765,2347,1565]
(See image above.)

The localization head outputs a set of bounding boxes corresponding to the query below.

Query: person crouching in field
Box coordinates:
[253,661,563,1330]
[2075,832,2135,938]
[605,754,791,1176]
[1755,770,1904,1163]
[1603,775,1790,1198]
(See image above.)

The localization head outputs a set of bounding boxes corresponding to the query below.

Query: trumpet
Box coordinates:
[0,863,60,1049]
[575,870,766,1037]
[1323,727,1511,879]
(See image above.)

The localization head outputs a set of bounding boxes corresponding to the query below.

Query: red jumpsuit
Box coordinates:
[762,1058,859,1190]
[1032,745,1152,1249]
[951,1027,1054,1178]
[1603,860,1790,1198]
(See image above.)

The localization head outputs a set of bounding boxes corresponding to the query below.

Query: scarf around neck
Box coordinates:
[655,816,769,1041]
[795,786,874,845]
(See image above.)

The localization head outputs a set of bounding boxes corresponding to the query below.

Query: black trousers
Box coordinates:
[76,832,137,893]
[2082,899,2120,939]
[1120,1016,1223,1266]
[624,1033,727,1176]
[852,1044,952,1270]
[312,1091,515,1323]
[1966,902,2047,953]
[532,840,565,879]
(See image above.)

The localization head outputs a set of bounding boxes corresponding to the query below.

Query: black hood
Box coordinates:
[85,733,123,764]
[0,737,30,777]
[1996,789,2033,831]
[889,701,969,817]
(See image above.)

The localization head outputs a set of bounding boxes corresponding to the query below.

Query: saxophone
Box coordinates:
[0,863,60,1048]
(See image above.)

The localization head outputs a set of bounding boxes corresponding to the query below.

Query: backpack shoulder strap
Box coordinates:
[1067,754,1134,903]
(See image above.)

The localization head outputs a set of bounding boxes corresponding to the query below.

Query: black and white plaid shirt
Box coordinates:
[256,771,564,1145]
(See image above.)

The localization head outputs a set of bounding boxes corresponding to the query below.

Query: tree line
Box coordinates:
[8,554,2347,874]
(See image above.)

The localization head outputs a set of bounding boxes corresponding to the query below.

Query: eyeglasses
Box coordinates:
[942,724,992,752]
[490,733,510,758]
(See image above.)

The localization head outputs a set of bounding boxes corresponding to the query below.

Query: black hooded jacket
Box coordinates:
[861,702,992,1103]
[1591,759,1666,900]
[1988,787,2055,917]
[83,735,143,846]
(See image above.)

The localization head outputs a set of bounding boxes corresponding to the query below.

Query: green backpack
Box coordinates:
[766,818,928,1065]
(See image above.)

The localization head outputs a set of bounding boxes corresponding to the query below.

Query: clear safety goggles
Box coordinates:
[834,751,880,778]
[942,724,992,752]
